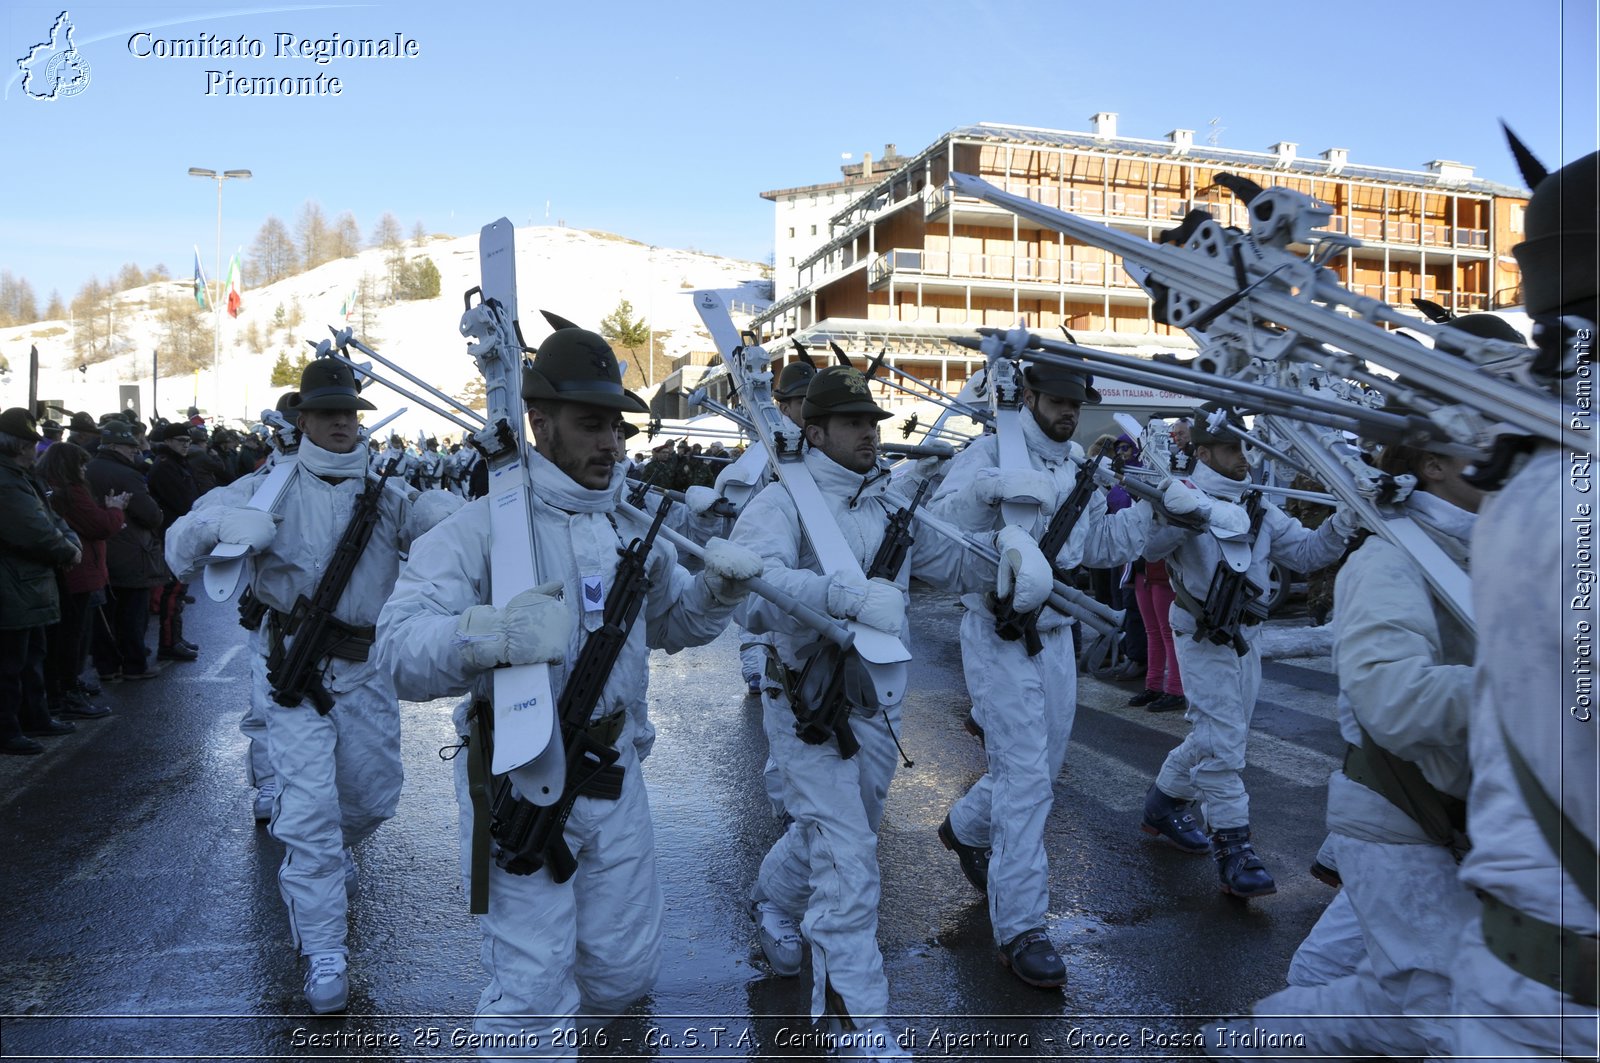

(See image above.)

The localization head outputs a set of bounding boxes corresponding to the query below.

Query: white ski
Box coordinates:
[979,325,1046,529]
[200,411,301,603]
[461,218,563,803]
[693,290,911,706]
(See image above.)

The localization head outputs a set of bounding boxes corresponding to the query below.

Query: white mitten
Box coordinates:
[995,524,1053,613]
[217,507,278,551]
[684,485,722,518]
[825,571,906,633]
[700,537,762,605]
[1206,500,1251,539]
[405,489,465,541]
[454,581,571,671]
[1329,505,1363,539]
[974,467,1057,512]
[855,577,907,634]
[825,570,870,620]
[1162,480,1211,518]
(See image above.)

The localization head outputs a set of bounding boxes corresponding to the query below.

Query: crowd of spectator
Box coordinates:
[0,404,262,756]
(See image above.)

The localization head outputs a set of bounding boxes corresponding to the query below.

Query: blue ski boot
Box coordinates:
[1212,826,1277,898]
[1141,785,1210,853]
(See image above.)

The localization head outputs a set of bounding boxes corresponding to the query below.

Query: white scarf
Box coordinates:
[526,446,620,514]
[298,436,371,479]
[1405,489,1476,566]
[1187,459,1251,502]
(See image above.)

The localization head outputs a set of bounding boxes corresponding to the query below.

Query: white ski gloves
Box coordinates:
[217,507,279,551]
[1162,480,1209,517]
[684,485,722,519]
[405,489,465,541]
[1329,505,1362,539]
[994,524,1053,613]
[826,571,906,634]
[700,537,762,606]
[454,581,572,671]
[974,467,1057,512]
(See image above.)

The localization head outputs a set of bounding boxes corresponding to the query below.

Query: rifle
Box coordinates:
[791,480,929,757]
[265,459,399,714]
[487,498,673,882]
[993,450,1105,655]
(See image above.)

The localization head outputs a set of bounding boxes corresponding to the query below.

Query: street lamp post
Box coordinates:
[187,166,250,419]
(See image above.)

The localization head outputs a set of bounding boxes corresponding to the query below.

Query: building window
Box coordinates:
[788,227,795,238]
[1509,204,1525,235]
[810,225,818,236]
[788,257,795,267]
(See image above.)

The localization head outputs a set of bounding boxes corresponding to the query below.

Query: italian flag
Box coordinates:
[193,247,209,310]
[225,249,243,318]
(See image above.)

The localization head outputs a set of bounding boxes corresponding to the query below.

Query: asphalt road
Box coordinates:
[0,587,1343,1061]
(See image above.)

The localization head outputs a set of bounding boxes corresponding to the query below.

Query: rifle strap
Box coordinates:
[466,704,491,915]
[1500,720,1599,912]
[1341,727,1469,859]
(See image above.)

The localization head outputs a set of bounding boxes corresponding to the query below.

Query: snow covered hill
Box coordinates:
[0,226,770,441]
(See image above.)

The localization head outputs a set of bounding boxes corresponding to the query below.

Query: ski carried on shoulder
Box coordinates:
[201,410,301,603]
[460,218,563,805]
[692,290,911,708]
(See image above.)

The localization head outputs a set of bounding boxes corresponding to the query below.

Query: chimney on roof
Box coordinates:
[1426,159,1474,183]
[1091,112,1118,139]
[863,151,873,179]
[883,143,896,159]
[1168,128,1194,152]
[1270,141,1298,165]
[1321,147,1348,171]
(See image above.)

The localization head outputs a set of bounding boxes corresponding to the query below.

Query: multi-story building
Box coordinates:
[762,143,911,298]
[745,115,1530,433]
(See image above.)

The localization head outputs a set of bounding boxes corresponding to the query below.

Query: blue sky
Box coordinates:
[1,0,1594,304]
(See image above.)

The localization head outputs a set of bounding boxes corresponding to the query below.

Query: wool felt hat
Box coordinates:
[295,359,375,411]
[801,365,891,422]
[1022,361,1102,404]
[0,407,42,441]
[774,360,819,401]
[521,328,649,414]
[99,419,138,447]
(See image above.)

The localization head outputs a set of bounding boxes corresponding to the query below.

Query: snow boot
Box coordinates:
[1212,826,1277,898]
[938,815,990,894]
[999,928,1065,988]
[1140,785,1210,853]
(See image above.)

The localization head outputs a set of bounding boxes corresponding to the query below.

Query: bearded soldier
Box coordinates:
[377,328,759,1059]
[731,365,1009,1059]
[167,360,410,1013]
[929,361,1150,987]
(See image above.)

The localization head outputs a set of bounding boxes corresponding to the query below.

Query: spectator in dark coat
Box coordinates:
[86,419,166,681]
[0,408,83,755]
[148,424,201,661]
[37,442,122,718]
[67,411,101,454]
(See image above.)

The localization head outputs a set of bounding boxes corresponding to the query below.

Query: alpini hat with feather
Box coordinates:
[521,327,649,414]
[802,365,892,421]
[774,359,819,401]
[295,358,375,411]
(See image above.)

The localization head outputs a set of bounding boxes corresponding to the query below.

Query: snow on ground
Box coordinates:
[0,226,769,441]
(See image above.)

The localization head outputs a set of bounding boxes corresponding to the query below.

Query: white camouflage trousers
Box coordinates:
[263,668,402,956]
[1154,610,1262,830]
[947,612,1077,946]
[453,716,662,1061]
[753,682,900,1023]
